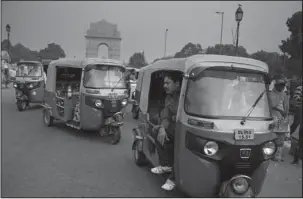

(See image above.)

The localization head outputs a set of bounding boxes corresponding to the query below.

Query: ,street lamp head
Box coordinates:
[235,4,243,22]
[6,24,11,33]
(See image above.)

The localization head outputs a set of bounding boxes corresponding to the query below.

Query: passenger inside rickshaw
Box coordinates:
[55,67,82,98]
[148,70,183,125]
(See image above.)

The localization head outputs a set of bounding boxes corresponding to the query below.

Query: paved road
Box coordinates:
[1,86,302,197]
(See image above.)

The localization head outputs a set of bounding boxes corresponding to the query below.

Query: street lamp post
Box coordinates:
[235,5,243,56]
[216,12,224,54]
[6,24,11,56]
[164,29,168,57]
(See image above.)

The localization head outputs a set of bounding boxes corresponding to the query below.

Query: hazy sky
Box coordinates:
[1,1,302,63]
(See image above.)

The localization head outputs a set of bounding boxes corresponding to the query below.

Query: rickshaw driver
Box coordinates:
[150,72,182,191]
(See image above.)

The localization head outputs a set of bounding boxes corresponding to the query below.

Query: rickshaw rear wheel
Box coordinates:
[43,109,54,126]
[133,141,147,166]
[16,100,27,112]
[109,126,121,145]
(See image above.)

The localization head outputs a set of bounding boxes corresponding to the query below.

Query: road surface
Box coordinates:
[1,86,302,197]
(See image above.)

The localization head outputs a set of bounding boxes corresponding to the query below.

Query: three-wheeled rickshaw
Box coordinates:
[13,61,46,111]
[42,58,129,144]
[132,54,277,197]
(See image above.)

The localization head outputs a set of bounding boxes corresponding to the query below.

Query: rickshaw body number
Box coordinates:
[234,129,254,140]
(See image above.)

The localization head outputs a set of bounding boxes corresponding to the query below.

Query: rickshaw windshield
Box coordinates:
[16,63,42,77]
[83,65,126,89]
[185,69,271,119]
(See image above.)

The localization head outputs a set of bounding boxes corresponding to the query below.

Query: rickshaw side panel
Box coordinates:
[79,93,104,131]
[174,122,220,197]
[28,80,45,103]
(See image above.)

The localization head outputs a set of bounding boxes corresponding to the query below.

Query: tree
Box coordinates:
[206,44,249,57]
[174,43,203,58]
[128,52,147,68]
[250,50,284,78]
[1,39,13,53]
[10,43,39,62]
[38,43,66,60]
[279,11,302,78]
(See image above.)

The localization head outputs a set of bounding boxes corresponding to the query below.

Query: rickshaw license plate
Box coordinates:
[111,100,117,107]
[234,129,254,140]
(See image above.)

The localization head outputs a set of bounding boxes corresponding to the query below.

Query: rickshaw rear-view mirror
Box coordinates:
[264,75,271,85]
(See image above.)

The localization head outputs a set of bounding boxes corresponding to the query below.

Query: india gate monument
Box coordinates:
[85,19,122,60]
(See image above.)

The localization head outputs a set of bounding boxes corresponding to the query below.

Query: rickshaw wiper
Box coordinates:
[111,77,123,92]
[240,90,265,125]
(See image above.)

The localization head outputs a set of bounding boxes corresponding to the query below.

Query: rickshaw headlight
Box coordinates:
[13,83,17,88]
[231,177,249,194]
[203,141,219,156]
[262,141,276,156]
[28,84,33,89]
[95,100,102,107]
[121,99,128,107]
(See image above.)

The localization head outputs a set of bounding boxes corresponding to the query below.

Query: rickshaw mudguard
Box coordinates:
[79,93,104,131]
[132,127,143,151]
[250,160,270,196]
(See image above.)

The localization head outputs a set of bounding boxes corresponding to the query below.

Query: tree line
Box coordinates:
[1,40,66,63]
[127,11,302,79]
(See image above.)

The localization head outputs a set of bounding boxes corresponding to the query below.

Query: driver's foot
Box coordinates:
[151,166,172,174]
[161,179,176,191]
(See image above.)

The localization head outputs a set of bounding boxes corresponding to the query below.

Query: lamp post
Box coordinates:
[235,4,243,56]
[216,12,224,54]
[164,29,168,57]
[6,24,11,56]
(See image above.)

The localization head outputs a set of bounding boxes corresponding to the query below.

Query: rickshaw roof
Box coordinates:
[83,58,125,68]
[126,67,140,72]
[17,61,42,65]
[49,58,84,68]
[142,54,269,74]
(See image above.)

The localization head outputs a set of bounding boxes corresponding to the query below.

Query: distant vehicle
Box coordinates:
[13,61,45,111]
[42,58,130,145]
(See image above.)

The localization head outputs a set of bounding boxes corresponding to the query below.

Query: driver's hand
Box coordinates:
[157,127,168,145]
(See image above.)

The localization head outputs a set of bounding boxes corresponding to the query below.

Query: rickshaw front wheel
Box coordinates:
[16,100,27,112]
[133,140,147,166]
[43,109,54,127]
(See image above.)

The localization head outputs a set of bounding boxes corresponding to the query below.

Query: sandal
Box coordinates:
[151,166,172,174]
[161,179,176,191]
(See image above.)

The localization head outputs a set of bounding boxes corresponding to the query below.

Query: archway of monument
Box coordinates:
[97,43,109,59]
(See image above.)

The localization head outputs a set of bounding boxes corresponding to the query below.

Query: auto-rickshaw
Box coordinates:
[13,61,45,111]
[132,54,277,197]
[42,58,129,144]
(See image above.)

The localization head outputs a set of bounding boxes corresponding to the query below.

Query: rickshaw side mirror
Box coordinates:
[264,75,271,85]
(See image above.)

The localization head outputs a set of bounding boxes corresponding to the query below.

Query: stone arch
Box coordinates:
[97,43,109,58]
[85,19,122,60]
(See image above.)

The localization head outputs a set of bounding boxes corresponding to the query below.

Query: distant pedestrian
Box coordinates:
[291,85,302,165]
[269,75,289,162]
